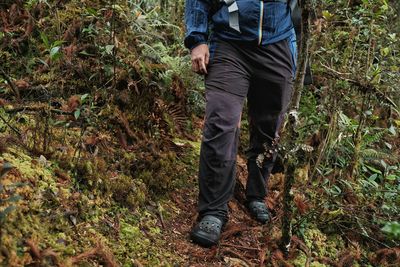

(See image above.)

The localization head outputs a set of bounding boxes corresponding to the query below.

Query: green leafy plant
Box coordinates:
[382,221,400,240]
[40,32,64,61]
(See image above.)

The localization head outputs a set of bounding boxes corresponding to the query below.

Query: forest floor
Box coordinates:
[162,155,297,267]
[0,124,353,267]
[1,114,397,266]
[1,1,399,265]
[160,158,351,267]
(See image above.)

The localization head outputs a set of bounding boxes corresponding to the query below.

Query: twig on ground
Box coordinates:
[69,247,98,264]
[0,66,20,100]
[25,239,63,267]
[223,248,253,267]
[68,244,119,267]
[335,222,391,249]
[157,202,165,229]
[220,242,261,252]
[221,224,261,240]
[25,239,41,262]
[258,247,267,266]
[0,109,21,136]
[4,106,74,116]
[335,221,387,264]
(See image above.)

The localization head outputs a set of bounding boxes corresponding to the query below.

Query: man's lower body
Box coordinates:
[191,37,295,247]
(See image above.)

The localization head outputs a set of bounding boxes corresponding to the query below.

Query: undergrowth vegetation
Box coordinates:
[274,0,400,265]
[0,0,399,266]
[1,0,200,265]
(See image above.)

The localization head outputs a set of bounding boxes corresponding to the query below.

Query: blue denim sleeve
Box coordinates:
[184,0,210,50]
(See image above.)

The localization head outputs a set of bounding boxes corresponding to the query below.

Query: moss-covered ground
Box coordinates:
[0,128,389,266]
[1,144,186,266]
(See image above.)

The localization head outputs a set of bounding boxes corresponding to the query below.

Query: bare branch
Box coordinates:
[321,63,399,114]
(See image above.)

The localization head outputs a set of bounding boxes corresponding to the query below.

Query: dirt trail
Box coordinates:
[163,156,289,266]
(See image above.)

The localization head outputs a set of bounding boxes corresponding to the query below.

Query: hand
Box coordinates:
[190,44,210,75]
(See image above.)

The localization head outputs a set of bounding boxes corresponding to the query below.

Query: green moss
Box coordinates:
[0,144,181,266]
[291,252,329,267]
[120,221,141,239]
[2,149,53,182]
[291,229,346,267]
[136,152,186,194]
[103,209,175,266]
[302,226,345,260]
[106,174,148,208]
[173,138,201,156]
[74,157,108,188]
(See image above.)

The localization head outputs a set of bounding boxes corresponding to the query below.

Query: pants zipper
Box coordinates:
[258,1,264,45]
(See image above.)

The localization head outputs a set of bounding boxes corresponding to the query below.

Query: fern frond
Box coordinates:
[156,99,187,131]
[166,104,186,129]
[360,148,393,161]
[362,130,386,146]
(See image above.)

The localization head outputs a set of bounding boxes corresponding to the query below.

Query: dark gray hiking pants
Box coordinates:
[198,38,294,221]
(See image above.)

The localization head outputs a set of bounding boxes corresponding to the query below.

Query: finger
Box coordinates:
[200,59,207,74]
[191,59,199,73]
[193,59,202,74]
[196,64,202,74]
[205,52,210,66]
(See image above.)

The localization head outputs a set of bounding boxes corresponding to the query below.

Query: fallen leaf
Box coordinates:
[15,79,30,89]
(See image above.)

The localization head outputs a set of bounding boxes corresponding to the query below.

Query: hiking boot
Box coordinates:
[248,201,270,224]
[190,215,224,247]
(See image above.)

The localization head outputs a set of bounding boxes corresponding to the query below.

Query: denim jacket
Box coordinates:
[184,0,297,72]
